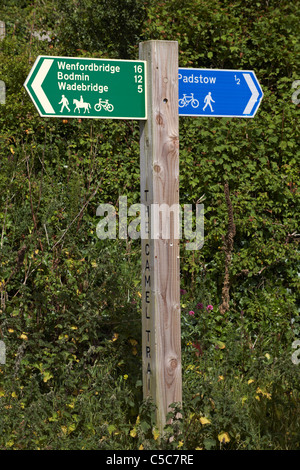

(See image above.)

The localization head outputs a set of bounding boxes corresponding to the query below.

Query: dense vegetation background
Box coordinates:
[0,0,299,450]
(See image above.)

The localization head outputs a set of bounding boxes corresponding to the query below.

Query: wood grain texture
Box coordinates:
[139,41,182,431]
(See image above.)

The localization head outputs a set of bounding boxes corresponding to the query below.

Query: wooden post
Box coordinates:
[139,40,182,432]
[0,21,5,41]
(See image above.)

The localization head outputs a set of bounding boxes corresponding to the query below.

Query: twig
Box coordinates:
[44,223,50,247]
[0,196,8,250]
[220,182,236,314]
[52,178,103,250]
[26,157,38,232]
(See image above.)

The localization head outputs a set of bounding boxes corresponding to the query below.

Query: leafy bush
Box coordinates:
[0,0,299,450]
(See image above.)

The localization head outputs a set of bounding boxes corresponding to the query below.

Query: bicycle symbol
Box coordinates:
[178,93,199,108]
[94,99,114,112]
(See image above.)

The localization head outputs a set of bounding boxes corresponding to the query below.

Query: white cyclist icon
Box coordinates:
[203,92,215,112]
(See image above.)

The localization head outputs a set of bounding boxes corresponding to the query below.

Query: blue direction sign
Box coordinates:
[178,68,263,118]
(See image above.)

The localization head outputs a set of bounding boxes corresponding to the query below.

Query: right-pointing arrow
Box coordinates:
[243,73,259,115]
[31,58,55,114]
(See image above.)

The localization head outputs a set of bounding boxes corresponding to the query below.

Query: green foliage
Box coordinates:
[55,0,147,58]
[0,0,299,450]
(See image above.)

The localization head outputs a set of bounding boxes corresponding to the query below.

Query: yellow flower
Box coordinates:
[42,371,53,383]
[248,379,254,385]
[112,333,119,342]
[123,374,128,380]
[129,339,138,346]
[8,328,14,333]
[256,387,271,399]
[20,333,28,341]
[61,426,68,435]
[130,427,137,438]
[199,417,211,425]
[152,427,160,440]
[218,432,230,444]
[139,444,144,450]
[177,440,184,449]
[218,375,224,381]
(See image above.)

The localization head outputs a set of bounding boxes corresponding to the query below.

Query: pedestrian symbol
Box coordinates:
[203,92,215,112]
[59,94,70,113]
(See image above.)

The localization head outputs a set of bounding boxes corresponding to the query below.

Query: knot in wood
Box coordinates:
[156,112,164,127]
[170,358,178,370]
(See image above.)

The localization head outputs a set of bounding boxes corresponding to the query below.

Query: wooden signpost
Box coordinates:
[24,39,263,434]
[139,41,182,431]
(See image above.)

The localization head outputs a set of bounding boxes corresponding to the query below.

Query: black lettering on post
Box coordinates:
[145,274,151,287]
[143,189,152,396]
[146,306,150,319]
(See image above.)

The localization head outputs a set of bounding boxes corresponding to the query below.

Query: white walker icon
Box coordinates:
[203,91,215,112]
[58,94,70,112]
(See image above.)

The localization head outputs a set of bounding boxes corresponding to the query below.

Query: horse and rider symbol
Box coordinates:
[58,95,114,114]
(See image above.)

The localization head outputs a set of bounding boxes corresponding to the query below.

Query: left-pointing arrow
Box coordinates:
[31,58,54,114]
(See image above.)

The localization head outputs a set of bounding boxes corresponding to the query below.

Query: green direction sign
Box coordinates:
[24,55,147,120]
